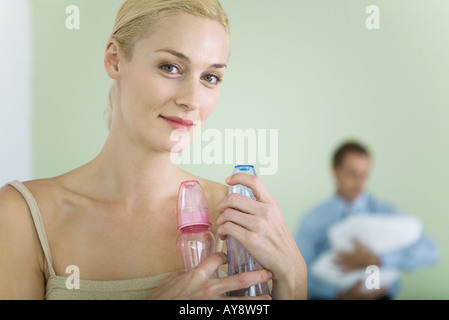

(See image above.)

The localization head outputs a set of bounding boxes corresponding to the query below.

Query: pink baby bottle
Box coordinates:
[176,180,216,271]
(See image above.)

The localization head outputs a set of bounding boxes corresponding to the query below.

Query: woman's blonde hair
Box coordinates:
[105,0,230,129]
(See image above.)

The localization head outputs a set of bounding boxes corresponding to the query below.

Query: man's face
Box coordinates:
[333,152,371,202]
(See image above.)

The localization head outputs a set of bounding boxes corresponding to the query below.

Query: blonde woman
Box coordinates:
[0,0,307,300]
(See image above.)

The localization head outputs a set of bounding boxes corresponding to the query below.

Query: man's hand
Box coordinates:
[333,238,380,272]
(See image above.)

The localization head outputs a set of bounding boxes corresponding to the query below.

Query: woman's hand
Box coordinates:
[216,173,307,300]
[148,252,272,300]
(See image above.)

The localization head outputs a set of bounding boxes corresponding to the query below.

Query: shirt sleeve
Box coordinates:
[295,212,340,299]
[366,194,440,271]
[380,234,440,271]
[306,273,340,299]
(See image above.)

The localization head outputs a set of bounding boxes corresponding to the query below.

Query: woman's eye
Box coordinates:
[203,74,221,85]
[161,64,180,74]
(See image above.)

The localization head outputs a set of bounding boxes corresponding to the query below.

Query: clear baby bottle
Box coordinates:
[226,165,271,297]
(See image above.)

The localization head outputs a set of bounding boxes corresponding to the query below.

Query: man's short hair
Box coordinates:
[332,141,370,168]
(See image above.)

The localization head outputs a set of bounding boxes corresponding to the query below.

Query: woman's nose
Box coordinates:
[175,77,201,111]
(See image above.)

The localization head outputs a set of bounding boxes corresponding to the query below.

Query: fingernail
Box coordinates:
[225,176,231,183]
[267,271,273,279]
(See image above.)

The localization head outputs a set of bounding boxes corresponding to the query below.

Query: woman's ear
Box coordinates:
[104,39,121,80]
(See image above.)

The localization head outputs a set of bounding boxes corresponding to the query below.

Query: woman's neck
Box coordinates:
[74,130,189,212]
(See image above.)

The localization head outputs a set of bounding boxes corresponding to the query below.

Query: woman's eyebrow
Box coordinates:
[210,63,227,69]
[156,48,190,62]
[155,48,227,69]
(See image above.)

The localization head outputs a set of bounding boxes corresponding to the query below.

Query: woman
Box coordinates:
[0,0,307,300]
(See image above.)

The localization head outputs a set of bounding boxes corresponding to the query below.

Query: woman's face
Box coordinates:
[109,13,230,153]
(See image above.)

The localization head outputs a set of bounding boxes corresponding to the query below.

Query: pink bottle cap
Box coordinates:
[177,180,211,230]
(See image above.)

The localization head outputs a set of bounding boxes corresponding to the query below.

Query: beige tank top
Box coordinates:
[8,180,225,300]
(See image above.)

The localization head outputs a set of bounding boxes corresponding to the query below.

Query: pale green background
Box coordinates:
[32,0,449,299]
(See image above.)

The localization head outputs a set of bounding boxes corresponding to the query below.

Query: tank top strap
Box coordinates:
[7,180,56,277]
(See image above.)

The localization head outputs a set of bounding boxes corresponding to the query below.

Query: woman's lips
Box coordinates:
[161,116,194,131]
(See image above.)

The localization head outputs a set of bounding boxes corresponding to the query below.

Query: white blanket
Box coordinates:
[310,214,422,291]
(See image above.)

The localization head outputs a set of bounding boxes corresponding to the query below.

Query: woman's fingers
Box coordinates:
[217,192,259,215]
[216,207,258,232]
[191,253,272,299]
[225,173,273,204]
[186,252,273,300]
[197,252,228,277]
[217,269,273,298]
[196,253,272,296]
[216,208,245,241]
[216,214,257,243]
[216,180,274,242]
[149,252,274,300]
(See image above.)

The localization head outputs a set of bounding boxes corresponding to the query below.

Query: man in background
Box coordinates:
[295,141,439,299]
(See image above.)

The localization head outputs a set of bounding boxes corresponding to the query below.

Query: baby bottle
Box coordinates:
[176,180,216,271]
[226,165,271,296]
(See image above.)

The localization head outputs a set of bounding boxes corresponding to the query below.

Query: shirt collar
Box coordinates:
[334,192,368,215]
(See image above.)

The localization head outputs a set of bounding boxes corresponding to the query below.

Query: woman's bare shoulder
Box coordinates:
[0,178,54,220]
[0,180,50,298]
[20,177,63,196]
[0,182,30,217]
[0,177,65,226]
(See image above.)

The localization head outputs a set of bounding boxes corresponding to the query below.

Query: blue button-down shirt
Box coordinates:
[295,192,439,299]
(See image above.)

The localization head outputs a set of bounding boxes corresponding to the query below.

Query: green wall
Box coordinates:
[32,0,449,299]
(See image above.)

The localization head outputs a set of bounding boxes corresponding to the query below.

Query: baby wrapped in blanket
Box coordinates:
[310,214,422,291]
